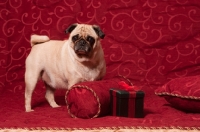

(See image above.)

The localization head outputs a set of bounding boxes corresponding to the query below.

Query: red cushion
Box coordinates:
[155,75,200,112]
[65,76,133,119]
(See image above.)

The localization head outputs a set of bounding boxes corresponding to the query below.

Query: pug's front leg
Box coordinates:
[44,83,60,108]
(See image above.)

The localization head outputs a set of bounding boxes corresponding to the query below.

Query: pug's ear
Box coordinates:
[65,23,78,34]
[93,25,105,39]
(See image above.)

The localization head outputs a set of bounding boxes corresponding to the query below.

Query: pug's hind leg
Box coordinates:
[44,83,60,108]
[25,70,39,112]
[25,85,35,112]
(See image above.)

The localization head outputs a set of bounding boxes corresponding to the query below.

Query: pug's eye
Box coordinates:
[86,36,95,45]
[72,34,79,42]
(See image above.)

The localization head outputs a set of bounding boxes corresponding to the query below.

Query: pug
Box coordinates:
[25,23,106,112]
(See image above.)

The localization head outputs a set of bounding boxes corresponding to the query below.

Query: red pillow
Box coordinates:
[65,76,133,119]
[155,75,200,112]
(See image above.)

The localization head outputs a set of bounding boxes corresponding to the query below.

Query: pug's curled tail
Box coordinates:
[30,34,50,47]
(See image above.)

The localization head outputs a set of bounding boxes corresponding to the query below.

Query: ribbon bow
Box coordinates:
[118,81,140,91]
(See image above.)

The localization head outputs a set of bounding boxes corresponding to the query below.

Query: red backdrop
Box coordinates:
[1,0,200,93]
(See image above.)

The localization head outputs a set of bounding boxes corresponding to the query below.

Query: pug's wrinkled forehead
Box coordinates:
[65,23,105,39]
[75,24,96,38]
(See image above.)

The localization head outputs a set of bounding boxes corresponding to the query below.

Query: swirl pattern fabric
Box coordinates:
[155,75,200,112]
[1,0,200,92]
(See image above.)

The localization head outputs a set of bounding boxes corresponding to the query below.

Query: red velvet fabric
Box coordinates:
[1,0,200,130]
[155,75,200,113]
[1,85,200,129]
[66,76,131,119]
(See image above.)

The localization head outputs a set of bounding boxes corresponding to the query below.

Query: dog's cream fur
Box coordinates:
[30,35,50,47]
[25,24,106,112]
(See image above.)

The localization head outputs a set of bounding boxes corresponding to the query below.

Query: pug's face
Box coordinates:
[65,24,105,58]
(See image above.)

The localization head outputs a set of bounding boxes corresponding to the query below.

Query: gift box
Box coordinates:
[110,88,145,118]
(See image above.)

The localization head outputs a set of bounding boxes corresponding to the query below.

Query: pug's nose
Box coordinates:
[79,39,86,46]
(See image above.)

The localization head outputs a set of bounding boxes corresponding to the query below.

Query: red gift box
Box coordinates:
[110,88,145,118]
